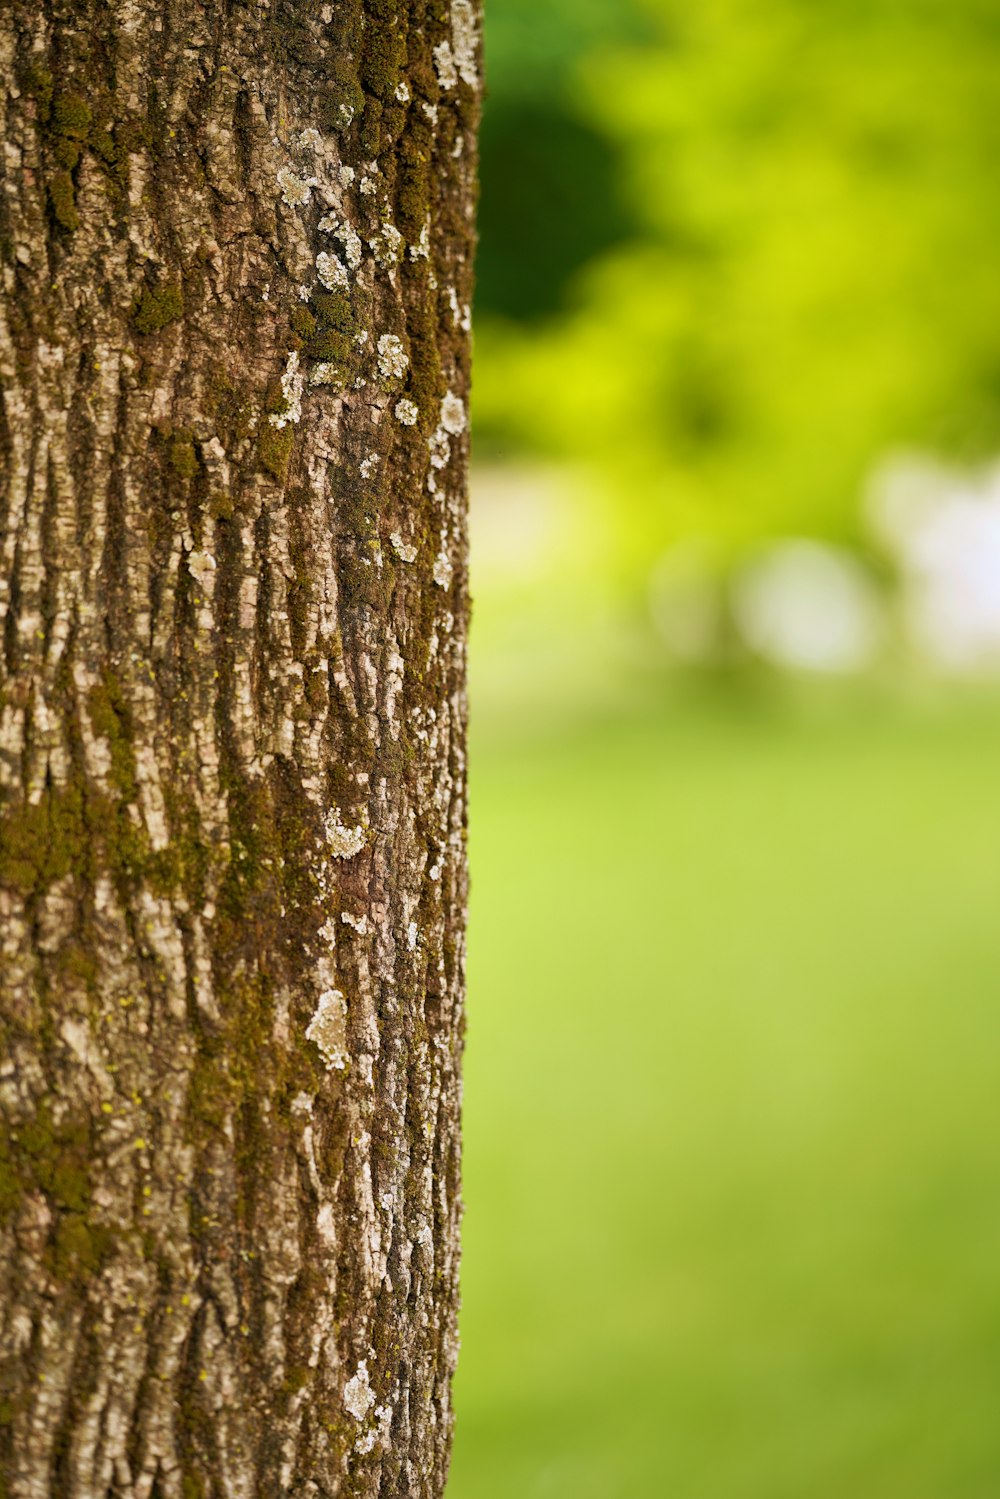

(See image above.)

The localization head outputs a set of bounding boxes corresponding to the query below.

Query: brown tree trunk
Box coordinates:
[0,2,478,1494]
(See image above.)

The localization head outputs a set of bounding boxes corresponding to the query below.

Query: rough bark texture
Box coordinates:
[0,2,478,1495]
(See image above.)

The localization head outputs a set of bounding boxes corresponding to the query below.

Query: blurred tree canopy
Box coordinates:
[474,0,1000,576]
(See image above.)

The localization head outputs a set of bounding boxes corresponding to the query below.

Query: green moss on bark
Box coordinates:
[51,91,92,141]
[132,282,183,334]
[258,423,295,479]
[47,171,79,231]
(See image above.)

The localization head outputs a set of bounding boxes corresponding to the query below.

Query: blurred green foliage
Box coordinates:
[474,0,1000,571]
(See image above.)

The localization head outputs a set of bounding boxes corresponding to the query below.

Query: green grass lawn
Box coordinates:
[449,686,1000,1498]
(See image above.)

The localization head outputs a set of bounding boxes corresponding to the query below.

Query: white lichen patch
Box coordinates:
[309,362,345,388]
[360,453,379,478]
[356,1402,393,1456]
[391,532,418,563]
[316,251,349,291]
[447,286,472,331]
[344,1362,375,1422]
[407,921,419,951]
[318,215,363,270]
[433,41,457,89]
[409,222,430,261]
[433,550,453,589]
[360,175,378,198]
[296,128,323,150]
[306,989,348,1072]
[370,223,404,269]
[395,81,410,103]
[451,0,480,86]
[277,166,316,208]
[269,352,304,428]
[377,334,408,380]
[428,427,450,471]
[395,398,419,427]
[187,550,217,588]
[440,390,467,434]
[339,164,356,186]
[323,809,366,858]
[435,0,480,89]
[341,911,369,935]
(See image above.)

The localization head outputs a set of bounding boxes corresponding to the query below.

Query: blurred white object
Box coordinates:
[469,465,571,590]
[648,541,723,661]
[732,540,884,674]
[867,453,1000,673]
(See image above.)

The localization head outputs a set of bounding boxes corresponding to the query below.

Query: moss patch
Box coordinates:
[258,423,295,480]
[51,91,92,141]
[47,171,79,232]
[167,430,200,481]
[132,282,183,335]
[87,671,138,802]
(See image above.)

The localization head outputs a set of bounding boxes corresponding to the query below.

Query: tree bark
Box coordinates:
[0,2,478,1494]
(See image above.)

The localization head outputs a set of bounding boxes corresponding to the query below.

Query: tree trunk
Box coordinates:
[0,2,478,1494]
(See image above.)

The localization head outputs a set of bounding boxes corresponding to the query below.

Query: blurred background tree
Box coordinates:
[474,0,1000,576]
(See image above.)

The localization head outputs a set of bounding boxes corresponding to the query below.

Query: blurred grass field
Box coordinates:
[457,1,1000,1488]
[449,686,1000,1498]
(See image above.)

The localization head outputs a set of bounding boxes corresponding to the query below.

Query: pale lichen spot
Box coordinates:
[269,352,304,428]
[318,215,363,270]
[344,1362,375,1422]
[440,390,467,434]
[409,221,431,261]
[395,398,419,427]
[391,532,418,563]
[448,286,472,332]
[360,175,378,198]
[377,334,408,380]
[370,223,404,269]
[407,920,419,951]
[339,164,356,187]
[277,165,316,208]
[323,809,366,858]
[395,81,410,103]
[341,911,370,935]
[306,989,348,1072]
[433,550,454,589]
[435,0,480,89]
[310,362,345,388]
[360,453,380,478]
[434,42,457,90]
[297,128,323,150]
[187,550,217,588]
[316,250,349,291]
